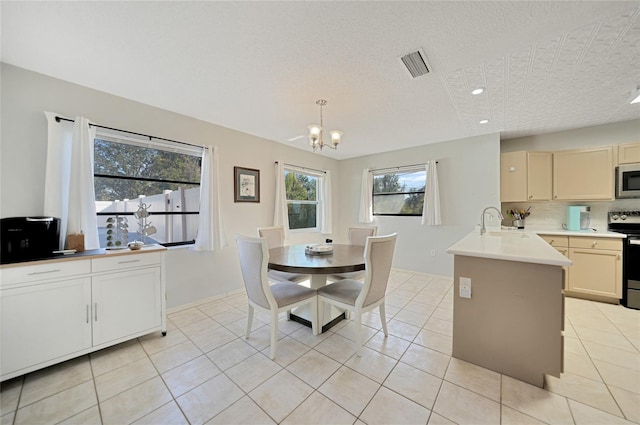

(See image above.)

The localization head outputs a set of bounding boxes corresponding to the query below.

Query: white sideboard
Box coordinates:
[0,246,166,381]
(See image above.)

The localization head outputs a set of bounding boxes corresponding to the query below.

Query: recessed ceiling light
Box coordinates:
[479,119,489,124]
[472,88,484,95]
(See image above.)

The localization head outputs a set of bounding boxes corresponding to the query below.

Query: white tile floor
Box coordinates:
[1,270,639,424]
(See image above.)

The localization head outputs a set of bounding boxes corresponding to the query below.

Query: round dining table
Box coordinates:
[268,243,365,331]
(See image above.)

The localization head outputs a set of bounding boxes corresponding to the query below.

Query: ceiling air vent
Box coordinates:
[399,49,431,79]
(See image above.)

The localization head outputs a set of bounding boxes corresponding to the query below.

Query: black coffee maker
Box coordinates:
[1,217,61,264]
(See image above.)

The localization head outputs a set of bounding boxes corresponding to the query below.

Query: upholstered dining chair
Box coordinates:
[257,226,309,284]
[328,226,377,282]
[235,235,318,359]
[317,233,397,355]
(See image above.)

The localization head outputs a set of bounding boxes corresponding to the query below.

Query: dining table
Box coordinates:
[268,243,365,332]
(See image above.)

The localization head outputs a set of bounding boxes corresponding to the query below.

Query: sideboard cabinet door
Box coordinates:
[0,278,92,374]
[91,267,162,347]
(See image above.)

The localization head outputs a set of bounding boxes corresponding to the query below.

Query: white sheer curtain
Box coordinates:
[320,170,332,234]
[273,161,290,241]
[194,146,227,251]
[358,168,373,223]
[422,160,442,225]
[44,112,99,250]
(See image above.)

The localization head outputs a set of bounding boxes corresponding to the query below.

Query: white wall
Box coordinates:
[0,63,341,308]
[501,119,640,153]
[337,133,501,277]
[1,63,502,307]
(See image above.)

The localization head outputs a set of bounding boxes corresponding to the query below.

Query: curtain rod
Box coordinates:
[55,116,207,150]
[274,161,326,174]
[370,161,438,173]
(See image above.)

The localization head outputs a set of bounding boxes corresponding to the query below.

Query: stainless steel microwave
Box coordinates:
[616,164,640,198]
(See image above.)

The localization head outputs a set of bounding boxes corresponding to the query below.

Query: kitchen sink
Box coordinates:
[486,231,529,238]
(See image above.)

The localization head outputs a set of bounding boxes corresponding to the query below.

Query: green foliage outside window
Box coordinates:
[373,170,425,216]
[285,170,318,230]
[94,139,201,203]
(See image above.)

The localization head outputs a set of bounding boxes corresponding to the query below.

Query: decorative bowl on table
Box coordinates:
[305,244,333,255]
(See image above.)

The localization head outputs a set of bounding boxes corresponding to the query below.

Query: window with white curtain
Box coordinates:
[372,167,426,216]
[93,134,202,247]
[284,167,323,231]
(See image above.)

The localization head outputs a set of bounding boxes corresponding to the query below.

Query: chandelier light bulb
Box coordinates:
[329,130,342,145]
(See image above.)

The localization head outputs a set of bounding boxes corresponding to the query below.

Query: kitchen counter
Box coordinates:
[446,228,573,267]
[529,228,626,239]
[0,244,167,268]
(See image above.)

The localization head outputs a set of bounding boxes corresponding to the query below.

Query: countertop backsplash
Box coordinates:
[501,199,640,232]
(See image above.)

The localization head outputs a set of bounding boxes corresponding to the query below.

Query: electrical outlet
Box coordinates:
[430,249,436,257]
[459,277,472,299]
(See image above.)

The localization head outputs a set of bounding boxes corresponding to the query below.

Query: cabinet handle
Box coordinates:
[28,269,61,276]
[529,195,533,199]
[554,195,558,199]
[86,305,89,324]
[617,254,621,260]
[592,242,598,248]
[94,303,98,322]
[117,260,141,264]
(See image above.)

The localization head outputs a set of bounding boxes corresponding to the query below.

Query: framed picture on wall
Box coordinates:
[234,166,260,203]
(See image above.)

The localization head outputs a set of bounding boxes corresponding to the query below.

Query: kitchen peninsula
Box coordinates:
[447,229,572,387]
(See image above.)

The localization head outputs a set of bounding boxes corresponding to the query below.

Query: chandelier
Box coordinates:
[308,99,342,151]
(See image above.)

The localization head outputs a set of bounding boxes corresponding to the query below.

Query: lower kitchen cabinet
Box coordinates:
[568,237,622,299]
[0,248,166,381]
[539,234,623,301]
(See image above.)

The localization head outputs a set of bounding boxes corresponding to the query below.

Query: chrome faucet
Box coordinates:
[480,207,504,235]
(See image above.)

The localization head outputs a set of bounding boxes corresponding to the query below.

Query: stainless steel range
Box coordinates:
[608,210,640,309]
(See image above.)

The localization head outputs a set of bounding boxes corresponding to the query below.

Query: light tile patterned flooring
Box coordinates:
[1,270,639,424]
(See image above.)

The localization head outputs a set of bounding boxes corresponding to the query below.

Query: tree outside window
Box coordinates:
[285,169,319,230]
[372,169,426,216]
[94,137,201,247]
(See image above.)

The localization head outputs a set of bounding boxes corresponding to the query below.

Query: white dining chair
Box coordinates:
[317,233,397,355]
[328,226,377,282]
[257,226,309,284]
[236,235,318,359]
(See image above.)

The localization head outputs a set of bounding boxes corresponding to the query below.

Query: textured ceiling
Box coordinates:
[2,1,639,159]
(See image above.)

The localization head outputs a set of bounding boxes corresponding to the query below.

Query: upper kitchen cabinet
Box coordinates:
[618,142,640,164]
[553,146,614,200]
[501,151,552,202]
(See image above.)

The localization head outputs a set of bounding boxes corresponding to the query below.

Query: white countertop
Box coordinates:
[528,228,626,239]
[447,229,573,267]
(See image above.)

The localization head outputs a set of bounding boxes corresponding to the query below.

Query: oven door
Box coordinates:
[624,237,640,309]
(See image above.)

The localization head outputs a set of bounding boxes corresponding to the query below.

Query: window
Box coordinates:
[284,168,321,230]
[372,168,426,216]
[93,135,202,247]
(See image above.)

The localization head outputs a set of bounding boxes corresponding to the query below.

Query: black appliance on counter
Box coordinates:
[608,211,640,309]
[0,217,61,264]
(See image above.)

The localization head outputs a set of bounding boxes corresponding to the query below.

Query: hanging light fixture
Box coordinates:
[308,99,342,151]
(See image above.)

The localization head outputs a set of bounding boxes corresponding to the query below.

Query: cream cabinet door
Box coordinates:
[553,147,614,200]
[618,142,640,164]
[568,248,622,298]
[0,278,92,377]
[501,151,528,202]
[527,152,552,200]
[91,267,162,346]
[500,151,552,201]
